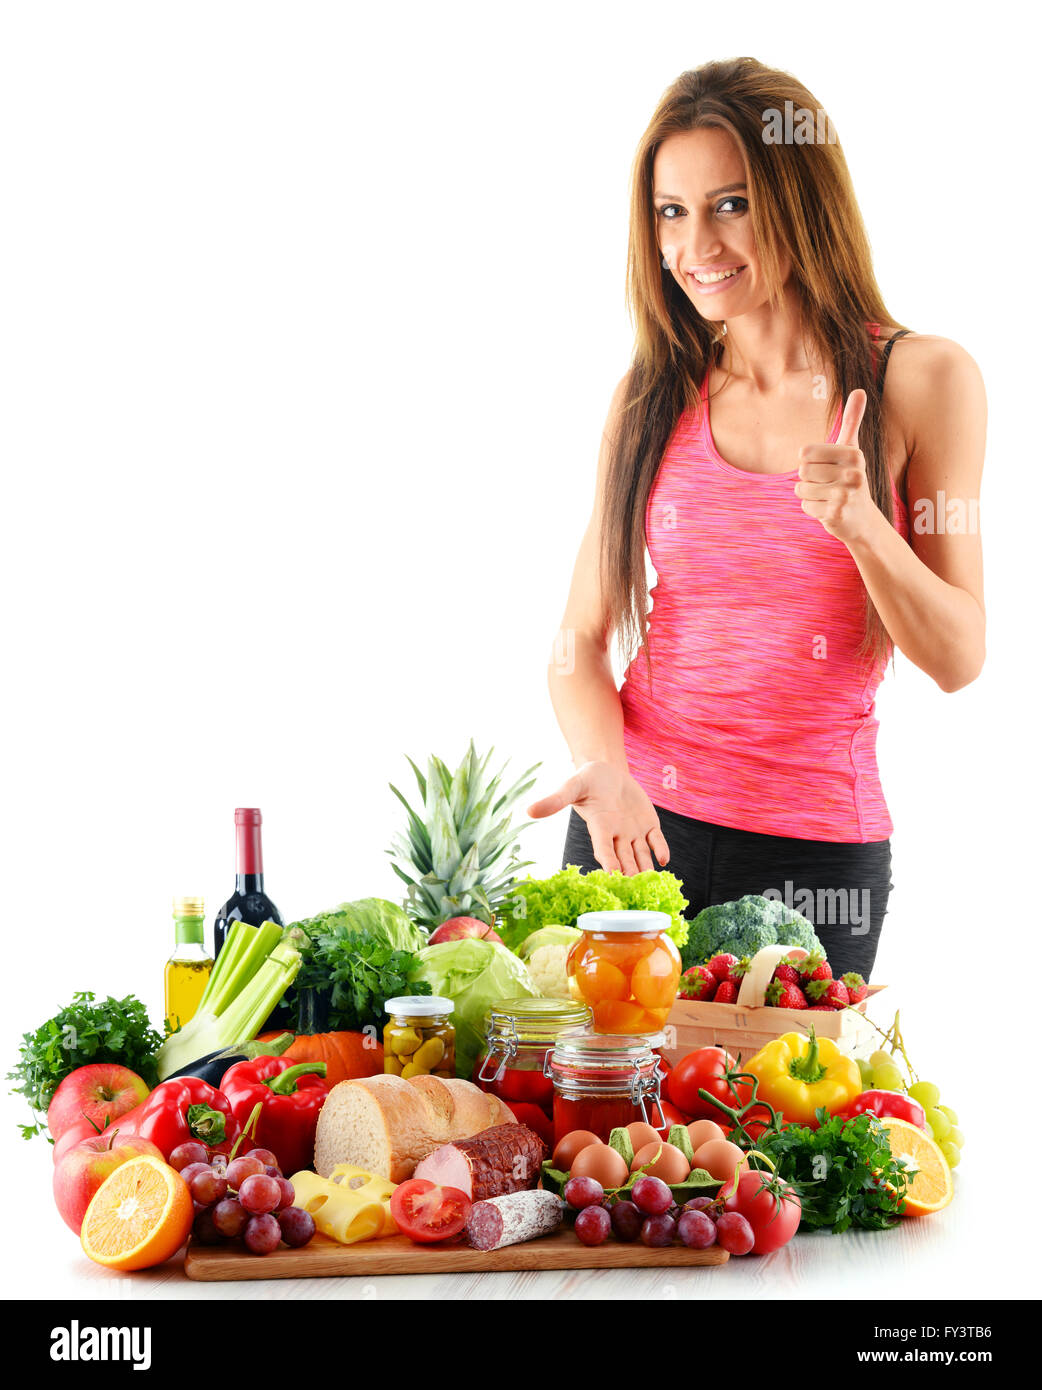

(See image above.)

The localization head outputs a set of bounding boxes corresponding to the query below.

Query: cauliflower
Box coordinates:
[514,925,582,999]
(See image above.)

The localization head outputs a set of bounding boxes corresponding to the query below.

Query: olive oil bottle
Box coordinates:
[165,896,214,1034]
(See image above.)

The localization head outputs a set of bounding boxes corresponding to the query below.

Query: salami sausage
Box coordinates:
[464,1190,564,1251]
[412,1122,546,1200]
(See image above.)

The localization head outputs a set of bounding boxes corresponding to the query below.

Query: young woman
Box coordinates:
[528,59,986,980]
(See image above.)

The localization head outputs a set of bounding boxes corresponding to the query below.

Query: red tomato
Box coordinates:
[389,1179,472,1244]
[721,1168,801,1254]
[652,1100,693,1138]
[471,1057,554,1108]
[728,1116,772,1144]
[657,1054,674,1104]
[501,1100,554,1146]
[669,1047,751,1121]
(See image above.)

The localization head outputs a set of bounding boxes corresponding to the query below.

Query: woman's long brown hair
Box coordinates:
[601,57,906,678]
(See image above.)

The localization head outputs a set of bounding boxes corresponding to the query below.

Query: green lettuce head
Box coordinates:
[410,938,539,1077]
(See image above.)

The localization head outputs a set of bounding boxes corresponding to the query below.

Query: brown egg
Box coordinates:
[686,1119,728,1151]
[570,1143,631,1189]
[631,1141,691,1185]
[625,1121,662,1152]
[552,1130,602,1171]
[692,1138,748,1184]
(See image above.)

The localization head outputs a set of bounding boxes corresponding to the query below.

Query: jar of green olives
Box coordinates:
[382,996,456,1078]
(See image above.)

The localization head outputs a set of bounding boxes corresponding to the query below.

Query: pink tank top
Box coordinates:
[619,337,909,843]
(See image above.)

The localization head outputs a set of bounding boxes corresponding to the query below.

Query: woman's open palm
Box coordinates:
[527,761,670,875]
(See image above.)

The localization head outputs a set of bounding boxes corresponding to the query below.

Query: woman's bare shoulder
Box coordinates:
[880,332,986,459]
[882,331,984,394]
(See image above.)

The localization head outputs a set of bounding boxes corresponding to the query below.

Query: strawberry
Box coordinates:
[677,965,716,1001]
[727,956,752,985]
[765,979,808,1009]
[714,980,739,1004]
[771,961,802,987]
[842,972,868,1004]
[806,978,850,1008]
[798,951,832,983]
[705,953,739,983]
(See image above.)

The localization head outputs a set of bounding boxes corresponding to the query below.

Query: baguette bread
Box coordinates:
[313,1073,516,1183]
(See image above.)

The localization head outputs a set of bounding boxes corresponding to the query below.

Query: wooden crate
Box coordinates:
[661,984,886,1066]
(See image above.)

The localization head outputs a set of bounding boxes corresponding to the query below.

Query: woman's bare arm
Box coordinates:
[796,336,986,691]
[851,338,985,690]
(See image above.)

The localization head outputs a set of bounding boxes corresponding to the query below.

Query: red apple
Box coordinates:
[428,915,504,946]
[53,1130,164,1234]
[52,1114,107,1166]
[47,1063,150,1141]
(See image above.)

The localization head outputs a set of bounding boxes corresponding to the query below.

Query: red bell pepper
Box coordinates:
[100,1077,242,1158]
[835,1089,928,1130]
[220,1057,330,1175]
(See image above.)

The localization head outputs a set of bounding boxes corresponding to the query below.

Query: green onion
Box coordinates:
[155,924,301,1080]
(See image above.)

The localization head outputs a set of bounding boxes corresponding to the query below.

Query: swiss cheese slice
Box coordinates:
[289,1166,398,1245]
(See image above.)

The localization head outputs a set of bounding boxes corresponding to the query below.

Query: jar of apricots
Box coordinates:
[568,910,682,1034]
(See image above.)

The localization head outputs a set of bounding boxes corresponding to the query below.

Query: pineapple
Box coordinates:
[388,741,540,932]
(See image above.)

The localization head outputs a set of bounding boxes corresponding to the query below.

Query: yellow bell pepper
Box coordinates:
[744,1027,861,1126]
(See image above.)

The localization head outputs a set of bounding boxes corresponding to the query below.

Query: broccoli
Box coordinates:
[680,894,823,970]
[782,912,823,955]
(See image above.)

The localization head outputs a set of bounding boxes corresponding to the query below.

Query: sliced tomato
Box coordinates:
[389,1178,472,1244]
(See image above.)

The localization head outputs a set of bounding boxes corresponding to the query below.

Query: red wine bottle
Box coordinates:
[213,808,283,958]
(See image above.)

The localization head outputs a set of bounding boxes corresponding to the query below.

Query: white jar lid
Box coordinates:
[576,910,672,933]
[383,995,455,1015]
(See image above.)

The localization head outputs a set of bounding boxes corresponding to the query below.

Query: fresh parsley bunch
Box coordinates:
[753,1109,911,1233]
[290,924,430,1032]
[8,991,164,1139]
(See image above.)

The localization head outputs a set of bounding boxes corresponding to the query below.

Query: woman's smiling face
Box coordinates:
[653,126,787,322]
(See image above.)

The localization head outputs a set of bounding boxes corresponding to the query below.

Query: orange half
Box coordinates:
[880,1117,954,1217]
[80,1155,193,1271]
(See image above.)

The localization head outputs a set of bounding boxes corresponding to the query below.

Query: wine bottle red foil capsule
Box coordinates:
[234,807,264,875]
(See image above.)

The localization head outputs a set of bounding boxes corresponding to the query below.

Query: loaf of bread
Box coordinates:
[313,1073,516,1183]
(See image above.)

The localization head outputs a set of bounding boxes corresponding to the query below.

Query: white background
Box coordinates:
[2,1,1039,1301]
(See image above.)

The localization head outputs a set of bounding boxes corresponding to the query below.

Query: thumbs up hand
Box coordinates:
[795,389,879,544]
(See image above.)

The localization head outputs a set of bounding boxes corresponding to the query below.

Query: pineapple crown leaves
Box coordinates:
[386,741,541,930]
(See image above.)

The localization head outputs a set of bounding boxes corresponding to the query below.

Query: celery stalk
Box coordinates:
[196,921,251,1014]
[215,939,301,1047]
[204,921,283,1020]
[155,929,301,1080]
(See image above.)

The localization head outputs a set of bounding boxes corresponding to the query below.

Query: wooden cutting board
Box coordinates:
[184,1229,729,1280]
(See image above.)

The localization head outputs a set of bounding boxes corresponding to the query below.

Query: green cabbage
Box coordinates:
[289,897,428,954]
[411,939,539,1077]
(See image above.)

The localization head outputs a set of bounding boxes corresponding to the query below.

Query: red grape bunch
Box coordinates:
[169,1141,316,1256]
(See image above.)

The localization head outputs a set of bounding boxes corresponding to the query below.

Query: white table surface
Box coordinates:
[3,1142,1028,1302]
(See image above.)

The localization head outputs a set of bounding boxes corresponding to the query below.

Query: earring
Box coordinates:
[662,254,670,269]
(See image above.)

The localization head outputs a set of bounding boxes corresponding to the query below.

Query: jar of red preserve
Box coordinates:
[545,1033,667,1146]
[473,997,593,1118]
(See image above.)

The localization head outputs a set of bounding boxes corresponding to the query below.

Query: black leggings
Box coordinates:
[561,804,893,981]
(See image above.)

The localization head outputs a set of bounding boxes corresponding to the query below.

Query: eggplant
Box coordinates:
[165,1032,296,1088]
